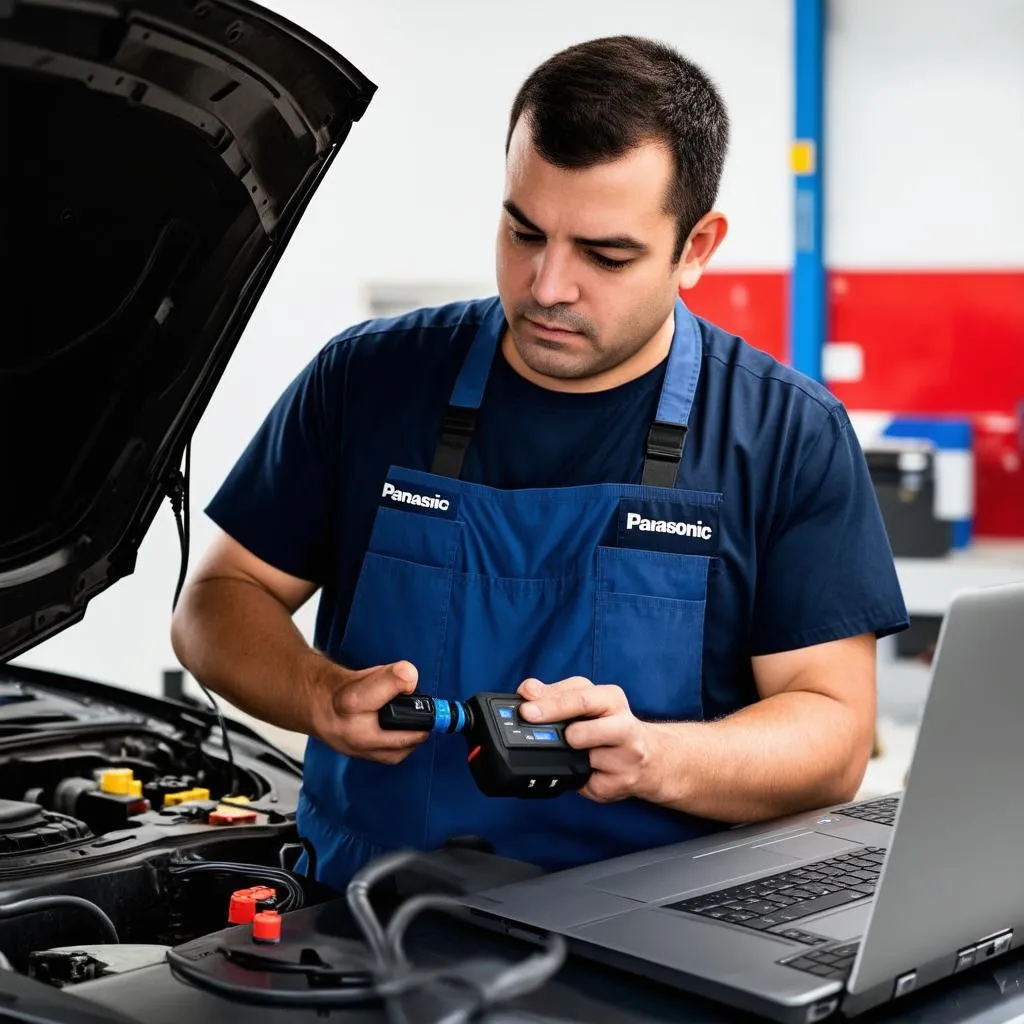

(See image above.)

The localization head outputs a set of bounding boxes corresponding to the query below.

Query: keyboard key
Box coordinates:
[723,911,756,924]
[784,888,817,899]
[771,890,861,922]
[742,901,782,916]
[740,917,776,931]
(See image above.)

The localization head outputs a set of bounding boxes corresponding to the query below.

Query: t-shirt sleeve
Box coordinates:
[204,347,337,584]
[750,404,909,655]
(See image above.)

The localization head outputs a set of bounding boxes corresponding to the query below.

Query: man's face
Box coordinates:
[495,116,683,382]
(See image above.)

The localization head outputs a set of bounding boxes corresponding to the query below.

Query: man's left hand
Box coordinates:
[516,677,661,803]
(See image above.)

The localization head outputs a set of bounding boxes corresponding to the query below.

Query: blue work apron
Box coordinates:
[297,296,725,890]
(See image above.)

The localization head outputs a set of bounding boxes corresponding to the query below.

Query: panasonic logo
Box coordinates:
[381,481,451,511]
[625,512,712,541]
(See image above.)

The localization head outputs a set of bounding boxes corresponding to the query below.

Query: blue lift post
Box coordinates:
[791,0,826,381]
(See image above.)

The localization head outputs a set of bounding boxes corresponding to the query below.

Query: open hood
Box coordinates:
[0,0,375,661]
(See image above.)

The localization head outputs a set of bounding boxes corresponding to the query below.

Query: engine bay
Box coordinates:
[0,668,320,989]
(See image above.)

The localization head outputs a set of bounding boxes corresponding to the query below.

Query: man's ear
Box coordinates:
[676,211,729,290]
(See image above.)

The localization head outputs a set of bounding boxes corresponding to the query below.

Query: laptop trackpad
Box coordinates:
[750,831,861,860]
[589,831,861,903]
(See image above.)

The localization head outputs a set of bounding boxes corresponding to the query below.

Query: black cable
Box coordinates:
[167,857,305,911]
[166,850,566,1015]
[0,896,118,944]
[166,440,240,795]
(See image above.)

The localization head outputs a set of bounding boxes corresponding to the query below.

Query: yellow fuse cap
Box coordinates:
[99,769,134,795]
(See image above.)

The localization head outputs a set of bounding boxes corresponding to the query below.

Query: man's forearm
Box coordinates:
[641,692,871,822]
[170,577,327,736]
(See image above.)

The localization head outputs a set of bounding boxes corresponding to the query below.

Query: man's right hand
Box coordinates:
[170,529,429,766]
[310,658,429,764]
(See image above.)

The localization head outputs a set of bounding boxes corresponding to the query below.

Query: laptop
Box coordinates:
[459,581,1024,1023]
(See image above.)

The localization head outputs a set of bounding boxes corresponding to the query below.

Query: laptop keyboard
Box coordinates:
[666,847,885,936]
[782,940,862,980]
[834,796,900,826]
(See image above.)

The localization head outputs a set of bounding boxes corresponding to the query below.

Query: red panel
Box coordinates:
[827,271,1024,414]
[973,413,1024,538]
[681,268,1024,538]
[683,271,787,362]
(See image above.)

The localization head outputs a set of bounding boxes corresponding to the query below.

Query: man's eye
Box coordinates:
[590,252,633,270]
[510,228,544,244]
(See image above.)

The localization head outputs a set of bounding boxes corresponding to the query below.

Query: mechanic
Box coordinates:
[170,35,909,891]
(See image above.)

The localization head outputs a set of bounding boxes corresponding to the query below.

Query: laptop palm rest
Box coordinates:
[589,831,861,902]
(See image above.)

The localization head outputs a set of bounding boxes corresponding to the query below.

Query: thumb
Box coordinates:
[390,660,419,692]
[335,660,421,715]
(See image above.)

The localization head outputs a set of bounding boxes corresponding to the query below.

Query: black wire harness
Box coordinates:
[165,440,239,795]
[165,850,566,1021]
[167,854,305,913]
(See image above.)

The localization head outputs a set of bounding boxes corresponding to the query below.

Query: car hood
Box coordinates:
[0,0,374,662]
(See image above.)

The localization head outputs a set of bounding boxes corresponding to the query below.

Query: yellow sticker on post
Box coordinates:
[791,139,817,175]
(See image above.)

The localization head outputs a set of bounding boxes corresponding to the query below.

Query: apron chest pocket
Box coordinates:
[366,505,462,569]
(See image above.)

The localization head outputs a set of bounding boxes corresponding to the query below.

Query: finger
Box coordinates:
[366,737,429,764]
[335,660,419,715]
[545,676,594,693]
[564,714,632,750]
[580,771,628,804]
[364,727,430,750]
[520,682,616,724]
[518,674,590,704]
[517,678,545,698]
[586,744,633,774]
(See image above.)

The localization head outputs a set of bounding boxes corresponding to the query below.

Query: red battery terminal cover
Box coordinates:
[228,885,278,924]
[253,910,282,944]
[209,799,258,826]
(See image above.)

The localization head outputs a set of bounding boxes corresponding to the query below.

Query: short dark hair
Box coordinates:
[506,35,730,261]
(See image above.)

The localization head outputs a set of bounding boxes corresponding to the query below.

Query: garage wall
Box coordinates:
[16,0,1021,698]
[689,0,1024,404]
[11,0,792,695]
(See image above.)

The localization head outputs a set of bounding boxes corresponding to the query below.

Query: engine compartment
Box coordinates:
[0,670,324,986]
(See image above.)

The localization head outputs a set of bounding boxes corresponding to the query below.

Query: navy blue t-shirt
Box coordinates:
[206,298,908,719]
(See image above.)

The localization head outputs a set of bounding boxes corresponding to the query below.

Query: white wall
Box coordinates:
[826,0,1024,268]
[12,0,792,697]
[15,0,1024,700]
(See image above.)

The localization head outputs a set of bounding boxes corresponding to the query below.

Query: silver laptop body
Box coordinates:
[459,581,1024,1023]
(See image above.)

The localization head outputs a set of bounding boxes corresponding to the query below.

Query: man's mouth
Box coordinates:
[526,317,582,339]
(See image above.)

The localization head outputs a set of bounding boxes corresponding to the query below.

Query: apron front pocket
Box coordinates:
[338,551,455,684]
[593,590,706,721]
[593,546,711,722]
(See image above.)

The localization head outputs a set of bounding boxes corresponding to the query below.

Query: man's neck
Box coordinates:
[501,313,675,394]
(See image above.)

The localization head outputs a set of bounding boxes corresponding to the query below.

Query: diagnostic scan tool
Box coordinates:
[379,693,591,798]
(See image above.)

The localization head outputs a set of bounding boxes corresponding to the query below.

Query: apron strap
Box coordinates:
[642,422,688,487]
[431,405,477,477]
[640,300,702,485]
[432,296,702,484]
[430,299,506,478]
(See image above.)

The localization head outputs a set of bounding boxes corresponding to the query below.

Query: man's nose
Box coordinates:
[531,247,581,309]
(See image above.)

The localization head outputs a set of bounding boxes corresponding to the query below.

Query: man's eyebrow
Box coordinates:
[503,200,649,253]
